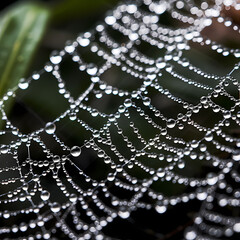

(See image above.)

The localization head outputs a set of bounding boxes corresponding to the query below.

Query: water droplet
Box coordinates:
[157,168,165,177]
[45,122,56,134]
[156,59,166,69]
[40,190,50,201]
[127,4,137,14]
[196,188,207,200]
[207,172,218,185]
[124,99,132,108]
[185,228,197,240]
[77,36,90,47]
[205,132,213,142]
[233,222,240,232]
[105,16,116,25]
[155,203,167,214]
[107,173,115,181]
[143,97,151,106]
[118,207,130,219]
[167,119,176,128]
[70,146,81,157]
[50,202,61,213]
[3,210,10,219]
[69,193,78,203]
[50,51,62,64]
[129,32,139,41]
[0,145,8,154]
[32,72,40,80]
[65,41,75,53]
[232,151,240,161]
[112,47,121,56]
[87,64,98,76]
[18,78,29,90]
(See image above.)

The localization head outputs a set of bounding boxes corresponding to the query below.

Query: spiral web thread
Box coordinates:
[1,0,240,239]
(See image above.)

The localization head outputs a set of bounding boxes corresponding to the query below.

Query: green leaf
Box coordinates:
[0,3,50,98]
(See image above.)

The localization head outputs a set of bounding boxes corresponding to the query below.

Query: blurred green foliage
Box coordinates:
[0,3,49,98]
[0,0,116,98]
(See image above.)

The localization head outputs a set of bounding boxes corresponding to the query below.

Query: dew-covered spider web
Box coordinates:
[1,0,240,239]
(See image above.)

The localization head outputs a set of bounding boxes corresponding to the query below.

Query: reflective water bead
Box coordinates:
[50,51,62,64]
[0,145,8,154]
[232,151,240,161]
[18,78,29,90]
[156,58,166,69]
[69,193,78,203]
[65,41,75,53]
[107,173,115,181]
[32,72,40,80]
[184,228,197,240]
[45,122,56,134]
[77,35,90,48]
[233,222,240,232]
[40,190,50,201]
[196,188,207,200]
[87,64,98,76]
[207,173,218,185]
[167,119,176,128]
[70,146,81,157]
[124,99,132,108]
[118,207,130,219]
[205,132,213,142]
[50,202,61,213]
[155,203,167,214]
[105,16,116,25]
[143,97,151,106]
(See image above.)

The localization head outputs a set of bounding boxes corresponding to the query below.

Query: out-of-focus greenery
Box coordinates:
[0,0,116,98]
[0,3,49,98]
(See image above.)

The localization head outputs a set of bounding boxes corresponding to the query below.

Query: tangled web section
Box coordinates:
[1,0,240,239]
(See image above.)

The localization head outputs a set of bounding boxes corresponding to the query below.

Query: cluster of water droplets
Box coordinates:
[0,0,240,239]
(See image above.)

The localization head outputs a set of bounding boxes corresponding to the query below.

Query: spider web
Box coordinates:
[0,0,240,239]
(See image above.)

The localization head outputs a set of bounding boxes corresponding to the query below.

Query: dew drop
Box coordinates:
[156,59,166,69]
[69,193,78,203]
[124,99,132,108]
[196,188,207,200]
[233,222,240,232]
[143,97,151,106]
[118,207,130,219]
[156,168,165,177]
[18,78,29,90]
[184,228,197,240]
[129,32,139,41]
[232,151,240,161]
[65,41,75,53]
[0,145,8,154]
[87,64,98,76]
[50,202,61,213]
[32,72,40,80]
[155,203,167,214]
[40,190,50,201]
[205,132,213,142]
[77,36,90,47]
[167,119,176,128]
[206,172,218,185]
[50,51,62,64]
[107,173,115,181]
[105,16,116,25]
[70,146,81,157]
[45,122,56,134]
[3,210,10,219]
